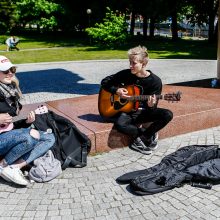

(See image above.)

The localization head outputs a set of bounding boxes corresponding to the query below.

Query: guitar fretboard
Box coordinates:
[12,115,27,123]
[126,94,163,101]
[11,106,48,123]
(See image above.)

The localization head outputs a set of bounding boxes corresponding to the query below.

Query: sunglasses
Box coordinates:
[1,67,17,74]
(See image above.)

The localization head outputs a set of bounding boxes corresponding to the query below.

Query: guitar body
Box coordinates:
[98,86,182,118]
[0,123,14,133]
[98,85,141,117]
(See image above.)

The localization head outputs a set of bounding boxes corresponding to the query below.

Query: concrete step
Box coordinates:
[21,85,220,153]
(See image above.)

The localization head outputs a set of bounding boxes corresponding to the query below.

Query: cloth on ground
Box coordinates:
[29,150,62,182]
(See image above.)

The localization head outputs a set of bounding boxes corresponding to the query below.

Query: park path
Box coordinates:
[0,59,219,220]
[14,59,217,104]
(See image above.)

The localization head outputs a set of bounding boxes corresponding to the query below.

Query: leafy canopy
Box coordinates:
[85,7,128,48]
[14,0,64,30]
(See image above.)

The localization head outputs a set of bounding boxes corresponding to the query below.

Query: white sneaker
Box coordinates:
[0,165,14,182]
[0,171,12,183]
[1,166,29,186]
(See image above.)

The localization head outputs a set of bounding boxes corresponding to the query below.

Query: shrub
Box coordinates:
[85,7,128,48]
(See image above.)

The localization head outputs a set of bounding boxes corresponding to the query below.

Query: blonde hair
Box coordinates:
[128,45,149,65]
[12,76,22,97]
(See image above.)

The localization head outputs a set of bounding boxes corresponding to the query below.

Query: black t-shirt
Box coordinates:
[101,69,162,109]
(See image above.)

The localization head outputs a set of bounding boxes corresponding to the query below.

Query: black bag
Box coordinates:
[34,111,91,170]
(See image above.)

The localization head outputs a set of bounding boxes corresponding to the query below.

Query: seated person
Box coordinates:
[5,36,19,51]
[100,46,173,155]
[0,55,55,186]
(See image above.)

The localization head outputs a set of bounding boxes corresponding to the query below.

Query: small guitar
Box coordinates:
[98,85,181,117]
[0,105,48,134]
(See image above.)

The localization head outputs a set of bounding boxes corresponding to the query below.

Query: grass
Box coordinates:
[0,34,217,64]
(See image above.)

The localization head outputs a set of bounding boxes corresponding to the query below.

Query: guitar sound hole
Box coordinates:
[120,98,127,104]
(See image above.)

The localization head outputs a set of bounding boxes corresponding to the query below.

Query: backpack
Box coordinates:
[34,110,91,170]
[29,150,62,182]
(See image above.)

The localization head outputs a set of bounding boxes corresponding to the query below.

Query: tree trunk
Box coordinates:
[207,0,217,43]
[171,11,178,41]
[130,11,135,35]
[37,24,40,33]
[217,1,220,81]
[149,17,155,38]
[214,21,218,41]
[143,16,148,38]
[208,12,215,43]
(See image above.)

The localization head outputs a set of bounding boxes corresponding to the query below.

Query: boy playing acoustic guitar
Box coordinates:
[100,46,173,155]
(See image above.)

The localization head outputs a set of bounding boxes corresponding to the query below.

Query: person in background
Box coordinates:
[5,36,19,51]
[0,55,55,186]
[100,46,173,155]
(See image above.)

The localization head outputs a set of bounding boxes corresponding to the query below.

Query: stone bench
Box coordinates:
[20,85,220,153]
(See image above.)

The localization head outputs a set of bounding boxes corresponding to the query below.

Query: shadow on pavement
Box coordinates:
[169,78,220,89]
[78,113,104,122]
[0,177,27,188]
[17,69,100,95]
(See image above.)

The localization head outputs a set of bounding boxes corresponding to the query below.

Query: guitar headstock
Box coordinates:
[164,91,182,102]
[35,105,49,115]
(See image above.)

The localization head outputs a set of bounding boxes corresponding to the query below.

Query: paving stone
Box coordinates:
[1,60,219,219]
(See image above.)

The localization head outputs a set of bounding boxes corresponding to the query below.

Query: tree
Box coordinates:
[185,0,219,43]
[116,0,184,40]
[166,0,179,40]
[85,7,128,48]
[154,0,187,41]
[0,0,17,33]
[13,0,64,31]
[59,0,110,32]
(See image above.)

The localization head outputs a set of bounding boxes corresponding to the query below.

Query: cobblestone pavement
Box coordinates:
[0,126,220,220]
[0,60,219,219]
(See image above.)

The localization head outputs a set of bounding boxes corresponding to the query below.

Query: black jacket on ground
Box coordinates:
[117,145,220,195]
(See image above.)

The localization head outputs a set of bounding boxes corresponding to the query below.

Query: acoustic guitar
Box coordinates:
[0,105,48,134]
[98,85,181,117]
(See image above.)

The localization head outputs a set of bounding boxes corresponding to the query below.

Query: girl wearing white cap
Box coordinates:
[0,56,55,186]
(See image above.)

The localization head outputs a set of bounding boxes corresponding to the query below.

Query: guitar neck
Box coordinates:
[2,106,48,129]
[127,94,163,101]
[12,115,27,123]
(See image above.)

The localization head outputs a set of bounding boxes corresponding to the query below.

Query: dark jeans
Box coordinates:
[114,108,173,139]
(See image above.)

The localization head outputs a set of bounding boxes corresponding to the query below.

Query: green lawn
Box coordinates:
[0,35,217,64]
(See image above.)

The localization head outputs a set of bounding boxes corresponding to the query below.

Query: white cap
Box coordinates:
[0,56,15,71]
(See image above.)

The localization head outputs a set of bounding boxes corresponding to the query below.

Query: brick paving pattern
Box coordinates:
[0,126,220,219]
[0,60,219,219]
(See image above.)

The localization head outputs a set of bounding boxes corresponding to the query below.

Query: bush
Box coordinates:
[85,7,128,48]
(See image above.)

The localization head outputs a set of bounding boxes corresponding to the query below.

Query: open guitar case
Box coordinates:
[117,145,220,195]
